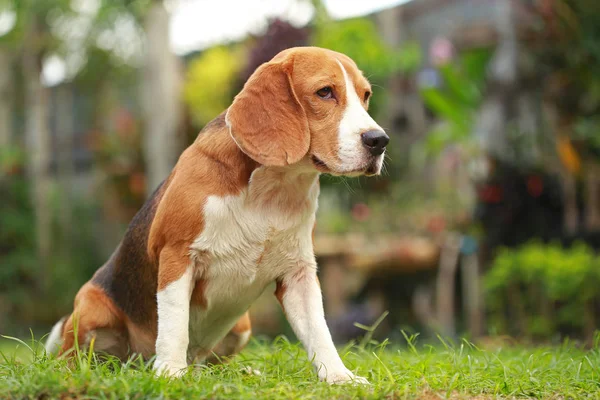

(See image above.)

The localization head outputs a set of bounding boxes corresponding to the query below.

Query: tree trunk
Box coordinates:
[0,48,12,149]
[142,0,182,195]
[56,84,75,258]
[585,162,600,231]
[561,168,579,234]
[22,19,52,292]
[461,253,483,338]
[435,234,461,337]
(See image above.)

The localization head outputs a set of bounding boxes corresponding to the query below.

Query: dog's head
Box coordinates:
[226,47,388,176]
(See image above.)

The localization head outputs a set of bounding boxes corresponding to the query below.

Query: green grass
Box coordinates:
[1,334,600,399]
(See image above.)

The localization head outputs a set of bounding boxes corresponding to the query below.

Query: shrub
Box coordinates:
[485,242,600,341]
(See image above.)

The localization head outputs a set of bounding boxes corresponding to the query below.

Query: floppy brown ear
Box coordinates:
[226,59,309,167]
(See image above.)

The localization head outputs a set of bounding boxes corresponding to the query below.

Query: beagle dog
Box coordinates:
[45,47,389,384]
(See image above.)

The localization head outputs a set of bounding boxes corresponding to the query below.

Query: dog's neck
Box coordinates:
[192,114,320,213]
[243,162,319,217]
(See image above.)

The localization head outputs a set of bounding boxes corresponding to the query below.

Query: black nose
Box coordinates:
[361,130,389,156]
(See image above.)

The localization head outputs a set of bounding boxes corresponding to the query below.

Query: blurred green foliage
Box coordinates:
[419,49,492,156]
[573,116,600,154]
[0,0,150,63]
[314,17,421,117]
[184,46,244,127]
[536,0,600,158]
[0,150,102,333]
[485,242,600,340]
[314,18,420,79]
[0,149,37,320]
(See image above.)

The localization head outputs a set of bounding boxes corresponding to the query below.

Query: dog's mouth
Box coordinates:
[311,154,381,176]
[364,163,379,176]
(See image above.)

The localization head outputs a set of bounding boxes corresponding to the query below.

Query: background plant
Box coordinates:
[485,242,600,341]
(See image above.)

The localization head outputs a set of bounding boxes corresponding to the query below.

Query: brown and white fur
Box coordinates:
[45,47,389,384]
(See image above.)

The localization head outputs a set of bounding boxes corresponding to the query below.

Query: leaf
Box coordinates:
[439,64,482,107]
[421,88,470,130]
[461,49,493,87]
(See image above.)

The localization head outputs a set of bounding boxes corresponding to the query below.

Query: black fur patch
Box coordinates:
[92,180,167,327]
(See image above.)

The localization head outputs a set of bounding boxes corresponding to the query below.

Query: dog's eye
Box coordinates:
[316,87,333,99]
[364,91,371,102]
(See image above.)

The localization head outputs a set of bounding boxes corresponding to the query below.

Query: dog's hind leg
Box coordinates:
[59,282,128,360]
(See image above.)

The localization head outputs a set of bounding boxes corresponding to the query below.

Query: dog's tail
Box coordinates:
[44,316,67,355]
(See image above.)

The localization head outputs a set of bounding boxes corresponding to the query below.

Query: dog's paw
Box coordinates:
[320,368,370,385]
[154,359,188,378]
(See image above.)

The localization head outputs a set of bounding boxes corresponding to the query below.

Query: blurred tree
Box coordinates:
[420,0,600,257]
[184,18,309,131]
[537,0,600,231]
[0,0,156,288]
[0,48,11,149]
[15,0,69,293]
[313,17,419,92]
[142,0,182,195]
[0,156,38,330]
[419,49,491,156]
[55,83,75,263]
[0,0,154,324]
[240,18,309,85]
[76,0,153,221]
[0,1,21,150]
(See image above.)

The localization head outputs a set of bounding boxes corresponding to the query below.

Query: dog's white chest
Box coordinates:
[192,192,313,283]
[187,170,319,353]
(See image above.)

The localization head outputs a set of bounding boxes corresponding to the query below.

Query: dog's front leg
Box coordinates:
[276,264,369,384]
[154,247,194,377]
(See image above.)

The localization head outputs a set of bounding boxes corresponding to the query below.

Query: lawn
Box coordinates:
[1,334,600,399]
